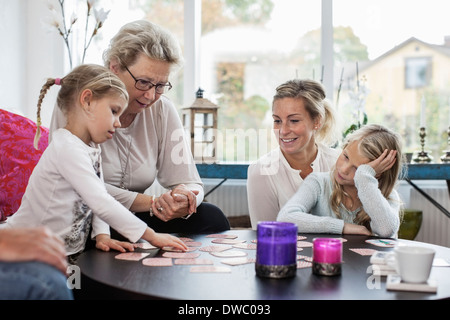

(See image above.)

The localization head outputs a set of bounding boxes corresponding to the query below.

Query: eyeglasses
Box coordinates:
[124,66,172,94]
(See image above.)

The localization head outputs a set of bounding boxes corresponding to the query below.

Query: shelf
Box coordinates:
[196,163,450,180]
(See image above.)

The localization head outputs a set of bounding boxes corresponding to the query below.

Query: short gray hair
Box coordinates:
[103,20,183,73]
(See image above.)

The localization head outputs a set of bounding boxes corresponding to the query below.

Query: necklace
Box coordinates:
[118,135,133,189]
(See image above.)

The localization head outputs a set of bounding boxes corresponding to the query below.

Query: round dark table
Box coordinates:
[75,230,450,300]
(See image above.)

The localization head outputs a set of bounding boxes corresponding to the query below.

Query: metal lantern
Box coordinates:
[182,88,219,163]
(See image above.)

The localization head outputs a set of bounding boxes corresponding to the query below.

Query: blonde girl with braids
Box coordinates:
[2,64,187,259]
[248,79,341,229]
[277,124,405,238]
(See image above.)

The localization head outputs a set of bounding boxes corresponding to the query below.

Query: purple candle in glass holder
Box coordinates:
[312,238,342,276]
[255,221,297,278]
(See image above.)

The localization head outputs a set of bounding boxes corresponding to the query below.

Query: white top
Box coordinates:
[50,95,204,209]
[1,129,148,255]
[277,165,401,238]
[247,144,340,229]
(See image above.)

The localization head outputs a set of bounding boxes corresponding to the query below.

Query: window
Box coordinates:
[76,0,450,161]
[405,57,432,89]
[198,0,322,161]
[333,0,450,160]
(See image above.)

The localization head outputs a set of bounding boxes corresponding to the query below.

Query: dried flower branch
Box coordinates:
[343,63,369,138]
[45,0,109,69]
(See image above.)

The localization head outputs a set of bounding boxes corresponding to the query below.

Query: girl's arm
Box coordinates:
[56,142,147,243]
[277,174,344,234]
[57,147,187,251]
[354,164,401,238]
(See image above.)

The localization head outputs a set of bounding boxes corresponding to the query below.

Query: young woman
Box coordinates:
[247,79,341,229]
[1,64,187,260]
[277,124,405,238]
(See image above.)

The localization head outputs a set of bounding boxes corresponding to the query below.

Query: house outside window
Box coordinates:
[405,57,432,89]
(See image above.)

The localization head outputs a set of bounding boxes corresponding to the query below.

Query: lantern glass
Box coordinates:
[182,90,219,162]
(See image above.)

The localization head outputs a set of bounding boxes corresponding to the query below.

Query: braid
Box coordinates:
[34,78,58,150]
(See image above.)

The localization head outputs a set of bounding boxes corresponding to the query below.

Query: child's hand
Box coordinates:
[343,223,372,235]
[95,234,136,253]
[368,149,397,178]
[148,233,188,251]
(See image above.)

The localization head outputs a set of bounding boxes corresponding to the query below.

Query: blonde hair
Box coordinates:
[330,124,405,230]
[273,79,340,146]
[34,64,129,149]
[103,20,183,73]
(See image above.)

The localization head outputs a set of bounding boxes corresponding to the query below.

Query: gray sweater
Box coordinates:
[277,165,401,238]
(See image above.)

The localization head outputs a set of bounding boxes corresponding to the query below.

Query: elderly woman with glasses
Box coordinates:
[50,20,230,249]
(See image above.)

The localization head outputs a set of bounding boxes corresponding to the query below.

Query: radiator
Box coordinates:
[203,179,249,217]
[409,184,450,247]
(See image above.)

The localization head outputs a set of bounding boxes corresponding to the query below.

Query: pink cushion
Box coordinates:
[0,109,49,220]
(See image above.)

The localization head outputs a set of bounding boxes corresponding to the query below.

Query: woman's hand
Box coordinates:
[152,185,199,222]
[368,149,397,178]
[95,234,136,253]
[172,184,198,214]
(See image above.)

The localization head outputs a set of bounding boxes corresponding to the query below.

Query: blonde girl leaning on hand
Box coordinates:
[278,124,405,238]
[2,64,186,261]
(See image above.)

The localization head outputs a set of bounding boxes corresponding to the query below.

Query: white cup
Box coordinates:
[387,246,435,283]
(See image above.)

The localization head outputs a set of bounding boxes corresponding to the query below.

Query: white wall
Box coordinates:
[0,0,64,126]
[0,0,26,115]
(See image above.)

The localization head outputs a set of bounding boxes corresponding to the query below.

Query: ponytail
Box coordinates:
[316,98,341,147]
